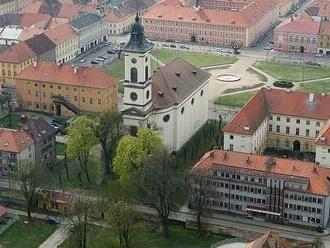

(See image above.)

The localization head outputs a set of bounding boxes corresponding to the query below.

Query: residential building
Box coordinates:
[273,12,320,53]
[24,33,56,62]
[0,13,51,29]
[318,20,330,55]
[189,149,330,229]
[305,0,330,21]
[122,15,210,151]
[0,26,21,45]
[223,88,330,167]
[38,190,74,213]
[142,0,279,47]
[45,23,79,64]
[16,61,117,117]
[69,13,106,53]
[26,117,57,167]
[0,42,36,85]
[0,128,35,178]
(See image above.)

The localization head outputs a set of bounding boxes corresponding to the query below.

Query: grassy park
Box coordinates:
[214,91,257,107]
[254,62,330,82]
[0,218,56,248]
[151,50,237,68]
[298,80,330,93]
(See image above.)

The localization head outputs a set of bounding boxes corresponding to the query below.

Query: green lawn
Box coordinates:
[0,114,21,129]
[254,62,330,82]
[55,142,66,156]
[214,91,257,107]
[298,80,330,93]
[60,224,230,248]
[0,218,56,248]
[151,50,237,68]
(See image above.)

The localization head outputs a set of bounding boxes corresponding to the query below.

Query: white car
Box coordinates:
[96,57,105,62]
[80,59,86,63]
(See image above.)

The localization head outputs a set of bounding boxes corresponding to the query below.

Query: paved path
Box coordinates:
[39,225,69,248]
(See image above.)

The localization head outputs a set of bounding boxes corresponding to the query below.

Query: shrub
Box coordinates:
[273,80,294,88]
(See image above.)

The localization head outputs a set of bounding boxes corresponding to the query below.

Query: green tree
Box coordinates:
[133,149,182,238]
[113,128,163,183]
[94,110,123,178]
[12,160,48,219]
[312,237,325,248]
[67,116,97,183]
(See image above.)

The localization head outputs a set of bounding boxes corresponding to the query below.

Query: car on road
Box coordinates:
[119,42,126,46]
[107,49,116,54]
[46,217,61,225]
[96,57,105,62]
[80,59,86,63]
[91,60,99,65]
[180,45,189,50]
[264,46,273,50]
[170,44,176,48]
[98,56,106,60]
[162,43,169,47]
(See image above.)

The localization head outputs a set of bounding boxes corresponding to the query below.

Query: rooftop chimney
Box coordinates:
[73,66,78,74]
[309,93,314,103]
[33,61,37,68]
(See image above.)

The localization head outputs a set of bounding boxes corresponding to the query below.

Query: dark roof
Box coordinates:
[0,14,21,27]
[27,117,57,143]
[25,33,56,55]
[70,13,102,30]
[39,0,61,16]
[151,58,210,109]
[123,14,153,53]
[305,6,320,16]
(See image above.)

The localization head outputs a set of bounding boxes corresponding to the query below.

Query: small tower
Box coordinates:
[122,14,154,113]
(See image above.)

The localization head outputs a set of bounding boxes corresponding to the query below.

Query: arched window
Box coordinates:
[131,67,137,83]
[145,66,149,81]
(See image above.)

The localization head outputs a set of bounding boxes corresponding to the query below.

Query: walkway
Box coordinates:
[39,225,69,248]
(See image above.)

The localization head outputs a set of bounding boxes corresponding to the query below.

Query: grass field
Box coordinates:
[214,91,257,107]
[60,224,230,248]
[0,114,21,129]
[0,218,56,248]
[254,62,330,82]
[151,50,237,68]
[298,80,330,93]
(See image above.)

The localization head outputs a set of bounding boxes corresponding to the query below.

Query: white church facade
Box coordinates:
[121,15,211,151]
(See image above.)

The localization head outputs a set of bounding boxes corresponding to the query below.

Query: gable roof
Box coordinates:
[224,88,330,135]
[275,12,320,34]
[70,13,101,30]
[27,117,57,142]
[24,33,56,55]
[0,128,34,153]
[151,58,211,109]
[315,120,330,146]
[247,231,291,248]
[0,42,36,63]
[45,23,77,45]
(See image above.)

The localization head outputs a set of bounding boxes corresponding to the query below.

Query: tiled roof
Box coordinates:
[20,13,50,28]
[17,61,117,89]
[0,205,7,219]
[22,1,43,14]
[247,231,291,248]
[0,42,36,63]
[25,33,56,55]
[319,21,330,36]
[316,121,330,146]
[27,117,57,143]
[0,14,21,27]
[193,149,330,196]
[70,13,101,30]
[151,58,210,109]
[275,12,320,34]
[224,88,330,135]
[0,128,34,153]
[45,23,77,45]
[143,0,278,27]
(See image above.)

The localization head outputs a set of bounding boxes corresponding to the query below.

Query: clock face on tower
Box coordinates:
[130,92,138,101]
[131,58,137,64]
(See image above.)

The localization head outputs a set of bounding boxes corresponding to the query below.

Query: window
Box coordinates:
[277,116,281,121]
[316,130,320,137]
[286,117,290,122]
[229,144,233,151]
[74,96,77,102]
[146,90,150,99]
[97,99,101,105]
[82,97,85,103]
[230,135,234,140]
[269,124,273,132]
[296,128,300,135]
[191,98,194,105]
[306,120,310,125]
[131,67,138,83]
[286,127,290,134]
[276,125,280,133]
[58,86,61,90]
[296,119,300,124]
[145,66,149,81]
[316,121,320,127]
[306,129,310,137]
[269,116,273,120]
[200,90,204,96]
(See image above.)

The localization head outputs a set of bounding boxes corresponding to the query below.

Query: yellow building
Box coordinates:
[38,190,74,214]
[0,42,37,85]
[16,62,117,117]
[318,21,330,55]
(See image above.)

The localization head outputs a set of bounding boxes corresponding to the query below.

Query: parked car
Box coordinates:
[170,44,176,48]
[119,42,126,46]
[46,217,61,225]
[91,60,99,65]
[162,43,169,47]
[180,45,189,50]
[80,59,86,63]
[98,56,106,60]
[96,58,105,62]
[107,49,116,54]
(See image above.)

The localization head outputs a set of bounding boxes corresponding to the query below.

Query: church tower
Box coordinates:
[122,14,154,113]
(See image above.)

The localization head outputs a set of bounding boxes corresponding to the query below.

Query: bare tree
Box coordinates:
[189,168,211,231]
[231,41,243,55]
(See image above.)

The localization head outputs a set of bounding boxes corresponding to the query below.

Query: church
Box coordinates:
[121,15,211,151]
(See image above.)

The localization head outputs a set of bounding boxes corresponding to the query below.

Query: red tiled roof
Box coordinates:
[0,129,34,153]
[316,120,330,146]
[45,23,77,45]
[20,13,50,28]
[17,61,117,89]
[0,205,7,219]
[22,1,42,14]
[275,12,320,34]
[143,0,278,27]
[224,88,330,135]
[0,42,36,63]
[193,149,330,195]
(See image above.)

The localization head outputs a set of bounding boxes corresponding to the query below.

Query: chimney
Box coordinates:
[73,66,78,74]
[33,61,37,68]
[246,157,251,164]
[309,93,314,103]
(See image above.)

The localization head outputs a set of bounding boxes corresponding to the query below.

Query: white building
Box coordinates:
[223,88,330,167]
[121,15,211,152]
[0,27,22,45]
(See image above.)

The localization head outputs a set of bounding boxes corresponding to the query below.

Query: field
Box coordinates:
[151,49,237,68]
[298,80,330,93]
[0,218,56,248]
[214,91,257,107]
[254,62,330,82]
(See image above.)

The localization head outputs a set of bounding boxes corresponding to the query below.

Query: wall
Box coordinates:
[315,145,330,167]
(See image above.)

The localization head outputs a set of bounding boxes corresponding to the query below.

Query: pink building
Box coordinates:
[273,12,320,53]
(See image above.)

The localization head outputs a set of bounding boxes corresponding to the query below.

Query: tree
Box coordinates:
[67,116,97,183]
[231,41,243,55]
[12,160,47,219]
[107,200,139,248]
[66,194,94,248]
[133,149,181,238]
[189,168,211,231]
[94,110,123,178]
[312,237,325,248]
[113,128,163,183]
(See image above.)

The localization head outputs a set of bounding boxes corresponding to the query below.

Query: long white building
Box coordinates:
[121,15,210,151]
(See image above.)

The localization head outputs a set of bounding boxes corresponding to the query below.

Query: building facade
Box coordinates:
[223,88,330,167]
[0,128,35,178]
[0,0,30,16]
[189,149,330,229]
[16,62,117,117]
[318,21,330,55]
[121,15,210,151]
